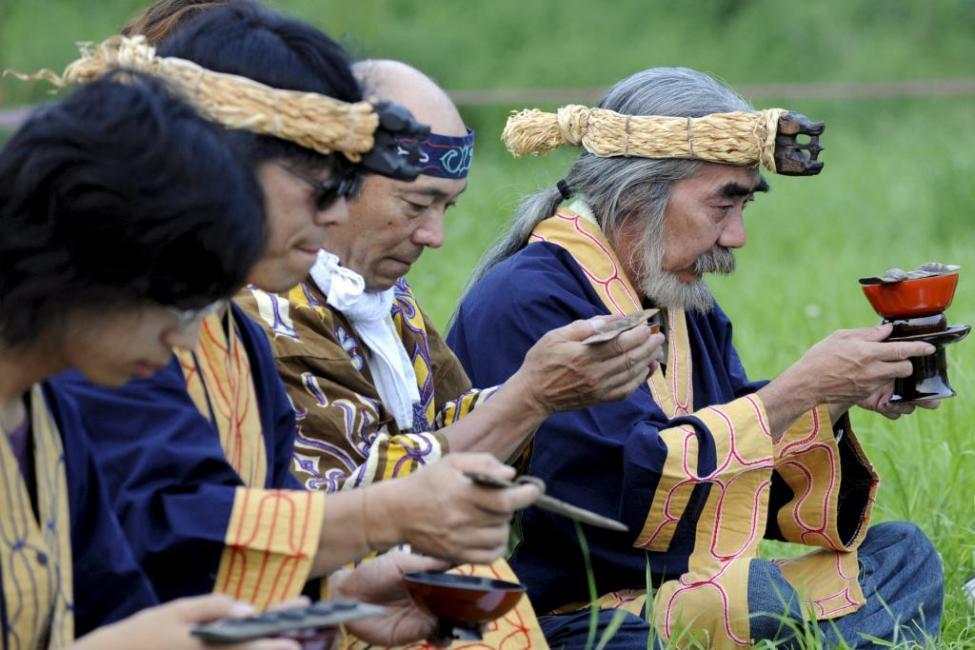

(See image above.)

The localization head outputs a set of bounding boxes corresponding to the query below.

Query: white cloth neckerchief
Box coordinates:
[310,250,420,430]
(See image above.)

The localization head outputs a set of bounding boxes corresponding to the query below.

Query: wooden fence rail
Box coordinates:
[2,77,974,131]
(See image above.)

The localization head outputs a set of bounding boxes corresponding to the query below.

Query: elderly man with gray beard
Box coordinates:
[448,67,944,649]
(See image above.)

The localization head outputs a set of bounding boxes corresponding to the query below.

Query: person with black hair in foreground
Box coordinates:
[0,72,300,650]
[48,6,544,644]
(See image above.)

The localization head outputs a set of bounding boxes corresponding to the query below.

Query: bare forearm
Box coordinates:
[758,365,858,438]
[310,482,402,577]
[756,367,821,440]
[827,402,849,424]
[436,369,549,460]
[757,325,936,438]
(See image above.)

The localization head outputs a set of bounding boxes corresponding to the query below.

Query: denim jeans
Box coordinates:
[749,521,943,648]
[538,521,943,649]
[540,607,661,650]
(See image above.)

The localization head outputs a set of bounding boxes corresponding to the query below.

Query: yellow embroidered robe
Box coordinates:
[447,205,880,649]
[0,386,74,650]
[0,384,158,648]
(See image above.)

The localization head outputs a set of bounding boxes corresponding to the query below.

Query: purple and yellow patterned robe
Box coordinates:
[236,278,498,491]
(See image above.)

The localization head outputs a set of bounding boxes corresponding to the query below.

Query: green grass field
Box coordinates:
[2,1,973,646]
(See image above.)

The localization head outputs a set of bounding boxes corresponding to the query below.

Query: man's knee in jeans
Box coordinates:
[747,559,806,642]
[748,523,945,645]
[862,521,944,632]
[540,608,654,650]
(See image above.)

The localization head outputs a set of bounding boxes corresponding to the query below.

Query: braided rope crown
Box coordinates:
[6,36,381,161]
[502,104,788,173]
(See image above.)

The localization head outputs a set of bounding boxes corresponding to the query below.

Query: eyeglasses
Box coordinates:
[168,300,225,331]
[278,163,362,212]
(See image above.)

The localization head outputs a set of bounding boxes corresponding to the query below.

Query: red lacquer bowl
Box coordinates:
[861,273,959,319]
[403,572,525,626]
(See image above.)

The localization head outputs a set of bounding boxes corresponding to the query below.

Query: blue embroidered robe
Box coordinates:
[447,223,875,637]
[50,304,324,608]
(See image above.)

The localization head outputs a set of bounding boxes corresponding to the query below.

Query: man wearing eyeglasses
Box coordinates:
[236,59,666,648]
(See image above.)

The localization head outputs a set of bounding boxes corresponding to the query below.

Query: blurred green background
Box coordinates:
[2,1,974,645]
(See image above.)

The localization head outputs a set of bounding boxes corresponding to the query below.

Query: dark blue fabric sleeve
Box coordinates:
[447,243,767,611]
[709,301,768,398]
[42,384,158,636]
[449,246,703,538]
[50,361,238,603]
[52,306,306,602]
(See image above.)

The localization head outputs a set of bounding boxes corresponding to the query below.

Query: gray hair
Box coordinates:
[464,67,753,295]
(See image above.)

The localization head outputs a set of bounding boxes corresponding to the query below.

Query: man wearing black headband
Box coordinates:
[237,59,666,647]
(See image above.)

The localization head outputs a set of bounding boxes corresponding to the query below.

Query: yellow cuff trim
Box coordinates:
[216,488,325,608]
[635,395,773,551]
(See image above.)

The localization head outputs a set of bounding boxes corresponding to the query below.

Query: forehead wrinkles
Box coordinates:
[397,177,467,200]
[684,163,759,195]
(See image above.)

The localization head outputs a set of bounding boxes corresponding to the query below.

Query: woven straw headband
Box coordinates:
[502,104,825,176]
[6,36,397,164]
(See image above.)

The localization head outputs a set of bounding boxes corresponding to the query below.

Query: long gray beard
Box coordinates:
[639,246,736,313]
